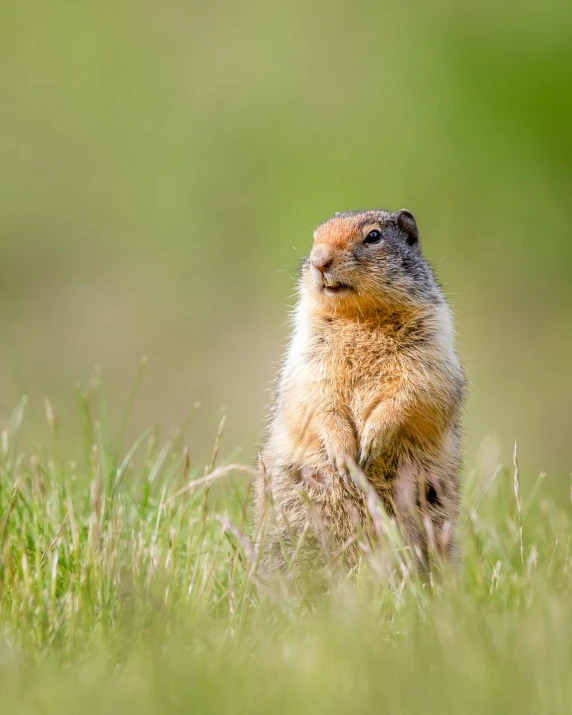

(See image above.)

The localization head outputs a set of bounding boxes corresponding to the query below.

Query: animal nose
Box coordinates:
[310,246,333,273]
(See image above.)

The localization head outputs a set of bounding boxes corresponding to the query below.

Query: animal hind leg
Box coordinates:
[393,456,458,571]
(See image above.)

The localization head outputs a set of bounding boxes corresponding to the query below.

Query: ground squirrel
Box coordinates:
[255,209,465,574]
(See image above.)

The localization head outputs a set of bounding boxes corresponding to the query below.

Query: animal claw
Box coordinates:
[357,449,372,470]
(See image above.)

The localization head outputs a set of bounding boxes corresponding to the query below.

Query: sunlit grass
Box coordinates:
[1,374,571,714]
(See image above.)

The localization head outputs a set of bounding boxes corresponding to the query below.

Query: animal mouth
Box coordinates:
[322,274,352,294]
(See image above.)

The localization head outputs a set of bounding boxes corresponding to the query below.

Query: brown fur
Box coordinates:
[255,209,465,575]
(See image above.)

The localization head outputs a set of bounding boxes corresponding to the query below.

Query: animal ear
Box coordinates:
[396,209,419,247]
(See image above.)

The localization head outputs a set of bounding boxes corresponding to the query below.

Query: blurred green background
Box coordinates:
[1,0,570,479]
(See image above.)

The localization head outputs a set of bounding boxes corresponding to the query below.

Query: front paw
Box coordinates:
[358,430,384,470]
[329,449,352,477]
[324,442,357,480]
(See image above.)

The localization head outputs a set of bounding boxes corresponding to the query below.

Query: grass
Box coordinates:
[1,377,571,714]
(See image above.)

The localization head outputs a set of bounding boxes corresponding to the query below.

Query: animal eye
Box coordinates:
[364,230,382,245]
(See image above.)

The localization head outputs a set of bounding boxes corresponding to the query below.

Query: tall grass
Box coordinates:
[1,378,571,713]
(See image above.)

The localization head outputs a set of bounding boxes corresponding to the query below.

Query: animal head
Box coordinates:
[301,209,437,317]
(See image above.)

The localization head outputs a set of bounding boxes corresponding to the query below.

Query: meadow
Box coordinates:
[1,0,571,711]
[1,380,571,714]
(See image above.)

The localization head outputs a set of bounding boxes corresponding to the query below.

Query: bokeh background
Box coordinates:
[1,0,571,482]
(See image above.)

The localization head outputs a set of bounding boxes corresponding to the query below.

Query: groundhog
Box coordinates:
[255,209,465,575]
